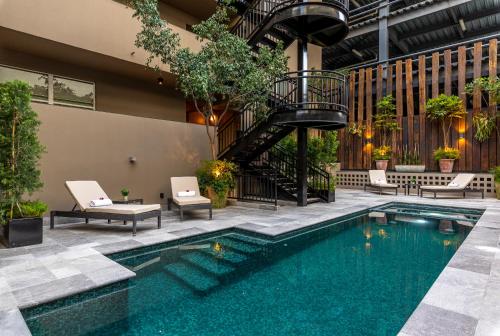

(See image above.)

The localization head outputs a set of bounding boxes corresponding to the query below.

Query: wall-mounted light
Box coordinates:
[157,77,164,86]
[459,132,465,140]
[459,18,467,32]
[129,156,137,164]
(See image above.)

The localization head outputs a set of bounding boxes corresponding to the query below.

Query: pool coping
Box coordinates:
[2,197,498,336]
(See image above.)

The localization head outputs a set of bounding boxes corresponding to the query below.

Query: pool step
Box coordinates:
[227,234,270,247]
[209,237,262,254]
[181,251,236,276]
[201,247,249,264]
[163,263,220,294]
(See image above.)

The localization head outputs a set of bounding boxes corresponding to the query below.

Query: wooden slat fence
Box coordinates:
[339,38,499,172]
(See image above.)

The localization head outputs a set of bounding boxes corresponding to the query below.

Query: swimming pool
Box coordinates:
[22,205,477,336]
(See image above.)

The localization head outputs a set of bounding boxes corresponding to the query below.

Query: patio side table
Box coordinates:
[111,199,144,224]
[403,183,420,196]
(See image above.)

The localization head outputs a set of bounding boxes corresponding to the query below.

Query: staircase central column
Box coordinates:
[296,36,308,206]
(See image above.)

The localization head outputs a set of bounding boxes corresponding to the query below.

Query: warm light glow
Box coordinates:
[213,169,221,177]
[213,242,223,252]
[209,115,217,123]
[365,242,372,250]
[443,240,451,247]
[365,131,372,140]
[364,143,373,151]
[378,229,388,239]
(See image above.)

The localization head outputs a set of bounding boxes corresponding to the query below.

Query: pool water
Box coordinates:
[23,210,473,336]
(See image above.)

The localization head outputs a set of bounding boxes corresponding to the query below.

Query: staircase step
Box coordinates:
[210,237,262,254]
[227,234,270,247]
[202,247,248,264]
[164,263,219,293]
[181,251,235,276]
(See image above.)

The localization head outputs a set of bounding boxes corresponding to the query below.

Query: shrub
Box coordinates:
[490,166,500,183]
[196,160,237,197]
[374,95,400,147]
[433,147,460,161]
[373,146,392,161]
[426,94,465,148]
[0,81,45,225]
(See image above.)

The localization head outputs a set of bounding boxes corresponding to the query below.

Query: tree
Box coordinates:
[374,95,400,147]
[426,94,466,148]
[0,81,45,222]
[132,0,288,159]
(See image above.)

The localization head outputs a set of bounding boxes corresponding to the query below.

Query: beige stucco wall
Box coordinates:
[0,48,186,122]
[0,0,201,74]
[31,103,211,211]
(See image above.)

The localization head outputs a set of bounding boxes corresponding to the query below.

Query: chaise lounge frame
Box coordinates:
[166,199,212,221]
[419,186,484,199]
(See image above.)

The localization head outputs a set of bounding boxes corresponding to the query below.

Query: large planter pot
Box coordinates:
[394,165,426,173]
[375,160,389,171]
[2,217,43,248]
[207,187,228,209]
[439,159,455,173]
[495,182,500,200]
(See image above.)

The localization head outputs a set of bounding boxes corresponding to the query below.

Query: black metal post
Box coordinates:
[378,1,389,63]
[296,34,308,206]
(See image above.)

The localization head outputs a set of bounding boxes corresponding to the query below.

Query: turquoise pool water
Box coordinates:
[23,209,474,336]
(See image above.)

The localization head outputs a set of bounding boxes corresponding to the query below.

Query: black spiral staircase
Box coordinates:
[219,0,349,205]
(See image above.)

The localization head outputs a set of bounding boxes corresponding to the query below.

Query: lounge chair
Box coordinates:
[50,181,162,235]
[419,173,483,199]
[364,170,399,195]
[167,176,212,221]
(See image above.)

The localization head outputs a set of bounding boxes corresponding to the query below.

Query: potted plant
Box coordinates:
[490,166,500,200]
[121,188,129,202]
[0,81,46,248]
[395,144,425,172]
[373,95,400,169]
[433,147,460,173]
[347,122,365,138]
[372,146,391,171]
[426,94,466,173]
[196,160,237,208]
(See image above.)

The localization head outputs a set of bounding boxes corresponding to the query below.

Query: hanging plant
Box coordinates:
[347,122,365,138]
[472,113,496,142]
[465,76,500,142]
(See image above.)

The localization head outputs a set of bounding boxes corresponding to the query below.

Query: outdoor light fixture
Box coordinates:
[459,19,466,32]
[157,77,164,86]
[352,48,363,59]
[129,156,137,164]
[459,132,465,139]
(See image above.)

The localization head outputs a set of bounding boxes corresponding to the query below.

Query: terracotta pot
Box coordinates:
[207,187,228,208]
[495,182,500,200]
[439,159,455,173]
[375,160,389,171]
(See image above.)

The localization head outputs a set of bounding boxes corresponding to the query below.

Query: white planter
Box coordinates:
[394,165,426,173]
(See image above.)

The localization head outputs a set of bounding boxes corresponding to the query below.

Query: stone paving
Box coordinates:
[0,189,499,336]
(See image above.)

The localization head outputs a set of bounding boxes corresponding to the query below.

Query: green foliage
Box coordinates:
[426,94,466,148]
[375,95,400,147]
[398,144,421,165]
[346,122,365,138]
[121,188,129,197]
[433,147,460,161]
[465,76,500,105]
[131,0,288,159]
[472,113,496,142]
[196,160,237,198]
[278,131,339,168]
[490,166,500,183]
[0,81,45,224]
[372,146,391,161]
[14,201,48,218]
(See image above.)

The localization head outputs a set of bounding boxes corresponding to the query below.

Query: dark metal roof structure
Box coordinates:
[324,0,500,69]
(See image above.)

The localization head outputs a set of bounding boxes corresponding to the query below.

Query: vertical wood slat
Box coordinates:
[348,71,355,169]
[357,69,365,169]
[418,55,427,169]
[489,39,498,168]
[376,64,383,103]
[431,52,440,171]
[457,46,467,171]
[387,64,393,97]
[405,59,414,150]
[395,60,403,169]
[473,42,484,172]
[365,68,373,169]
[444,49,457,156]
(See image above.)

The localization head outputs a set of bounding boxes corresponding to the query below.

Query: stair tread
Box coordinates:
[227,234,270,246]
[203,247,248,263]
[181,251,235,276]
[164,263,219,292]
[210,237,262,253]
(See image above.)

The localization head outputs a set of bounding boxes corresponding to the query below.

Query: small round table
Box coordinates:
[403,183,420,196]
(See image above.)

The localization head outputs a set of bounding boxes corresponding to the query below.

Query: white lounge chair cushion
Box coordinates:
[421,173,475,191]
[178,190,195,197]
[170,176,211,206]
[89,199,113,207]
[368,170,397,187]
[173,196,211,206]
[86,204,161,215]
[66,181,110,210]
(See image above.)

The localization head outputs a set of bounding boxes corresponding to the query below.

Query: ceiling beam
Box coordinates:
[347,0,474,39]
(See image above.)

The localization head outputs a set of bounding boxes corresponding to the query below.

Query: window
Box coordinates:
[0,65,95,110]
[0,66,49,102]
[53,76,94,109]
